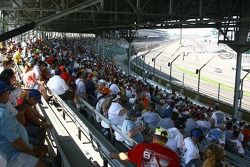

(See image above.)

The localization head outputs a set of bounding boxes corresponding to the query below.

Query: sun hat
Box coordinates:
[154,127,168,138]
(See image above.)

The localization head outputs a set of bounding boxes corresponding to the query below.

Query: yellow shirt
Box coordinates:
[13,51,22,63]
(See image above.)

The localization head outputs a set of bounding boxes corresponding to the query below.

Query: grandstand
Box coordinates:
[1,0,250,167]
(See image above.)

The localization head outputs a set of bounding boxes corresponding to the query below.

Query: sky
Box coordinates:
[160,28,216,36]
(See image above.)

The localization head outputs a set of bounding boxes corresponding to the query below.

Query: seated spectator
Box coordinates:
[161,101,175,118]
[202,144,225,167]
[211,105,226,128]
[196,113,211,134]
[241,124,250,146]
[224,121,233,143]
[229,130,245,155]
[0,56,13,73]
[22,89,52,146]
[206,128,225,146]
[184,112,199,137]
[183,128,203,166]
[0,81,47,167]
[157,111,179,129]
[110,127,181,167]
[166,117,186,154]
[122,109,144,146]
[140,103,161,130]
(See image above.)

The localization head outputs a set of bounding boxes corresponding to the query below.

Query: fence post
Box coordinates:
[217,83,221,102]
[182,73,185,87]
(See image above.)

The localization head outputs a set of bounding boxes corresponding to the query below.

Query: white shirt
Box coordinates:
[211,111,226,128]
[109,83,120,95]
[183,137,200,165]
[230,139,245,155]
[0,155,6,167]
[32,65,41,79]
[108,102,125,126]
[166,127,184,153]
[47,75,69,95]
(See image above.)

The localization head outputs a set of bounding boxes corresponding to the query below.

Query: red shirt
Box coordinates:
[60,72,71,82]
[127,143,181,167]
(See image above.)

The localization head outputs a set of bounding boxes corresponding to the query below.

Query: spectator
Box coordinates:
[224,121,233,143]
[12,47,23,64]
[183,128,203,166]
[202,144,225,167]
[122,109,144,146]
[211,105,226,128]
[206,128,225,146]
[108,94,127,126]
[110,127,181,167]
[95,86,111,123]
[184,112,199,137]
[157,111,179,129]
[0,81,47,167]
[229,130,245,155]
[109,78,120,95]
[166,117,186,154]
[140,103,161,129]
[161,101,175,118]
[47,69,69,100]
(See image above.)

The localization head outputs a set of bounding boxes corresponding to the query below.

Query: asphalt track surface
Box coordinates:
[118,39,250,112]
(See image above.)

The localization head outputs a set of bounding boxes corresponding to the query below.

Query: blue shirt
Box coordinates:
[122,119,143,146]
[0,103,20,162]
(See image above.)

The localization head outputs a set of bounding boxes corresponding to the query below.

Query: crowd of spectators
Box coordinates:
[0,37,250,167]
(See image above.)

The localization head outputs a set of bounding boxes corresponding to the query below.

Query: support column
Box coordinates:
[233,49,242,119]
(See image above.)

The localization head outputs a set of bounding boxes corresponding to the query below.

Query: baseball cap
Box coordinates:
[154,127,168,138]
[191,128,203,139]
[0,81,11,94]
[29,89,42,103]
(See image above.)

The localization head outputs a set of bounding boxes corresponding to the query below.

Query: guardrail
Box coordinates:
[50,90,136,167]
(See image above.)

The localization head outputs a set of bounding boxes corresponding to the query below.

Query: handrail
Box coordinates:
[50,90,136,167]
[36,99,72,167]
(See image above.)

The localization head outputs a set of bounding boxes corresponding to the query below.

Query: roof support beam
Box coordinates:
[126,0,136,12]
[36,0,102,26]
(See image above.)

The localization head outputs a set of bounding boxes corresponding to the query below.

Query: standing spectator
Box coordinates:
[121,109,144,146]
[108,95,127,126]
[12,47,23,64]
[183,128,203,166]
[140,103,161,130]
[110,127,181,167]
[47,69,69,100]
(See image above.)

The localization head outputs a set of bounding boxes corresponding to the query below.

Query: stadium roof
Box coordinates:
[0,0,250,47]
